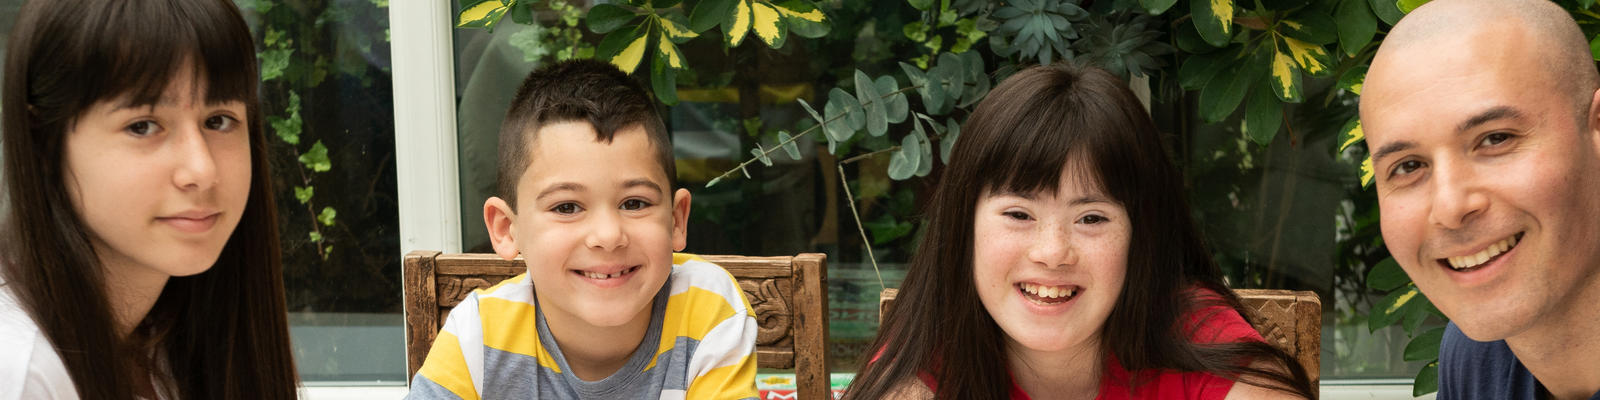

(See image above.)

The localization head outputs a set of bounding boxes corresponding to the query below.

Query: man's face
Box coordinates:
[1361,26,1600,341]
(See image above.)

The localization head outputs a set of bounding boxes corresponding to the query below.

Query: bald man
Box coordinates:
[1359,0,1600,399]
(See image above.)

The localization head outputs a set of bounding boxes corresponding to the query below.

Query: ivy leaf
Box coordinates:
[587,3,638,34]
[294,186,314,204]
[690,0,738,32]
[875,76,909,124]
[298,140,332,173]
[777,131,802,160]
[317,206,338,227]
[1413,362,1439,397]
[309,231,324,243]
[1244,83,1283,145]
[269,92,302,145]
[1191,0,1235,47]
[260,48,292,82]
[458,0,511,29]
[1336,0,1377,57]
[774,0,830,39]
[596,24,651,74]
[855,70,889,137]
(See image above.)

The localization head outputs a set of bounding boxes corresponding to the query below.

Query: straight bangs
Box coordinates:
[31,0,258,125]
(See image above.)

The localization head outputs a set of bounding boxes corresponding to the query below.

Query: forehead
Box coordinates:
[1361,28,1561,145]
[522,121,670,187]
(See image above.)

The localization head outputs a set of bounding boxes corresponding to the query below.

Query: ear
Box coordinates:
[1587,87,1600,152]
[484,197,521,260]
[670,188,692,252]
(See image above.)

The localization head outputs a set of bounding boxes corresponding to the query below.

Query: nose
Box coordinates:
[584,209,629,251]
[1027,220,1077,269]
[171,124,218,192]
[1427,157,1488,230]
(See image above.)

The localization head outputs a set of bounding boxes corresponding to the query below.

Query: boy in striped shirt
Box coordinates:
[407,59,759,400]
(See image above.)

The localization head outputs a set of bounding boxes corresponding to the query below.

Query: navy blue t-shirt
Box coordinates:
[1437,322,1600,400]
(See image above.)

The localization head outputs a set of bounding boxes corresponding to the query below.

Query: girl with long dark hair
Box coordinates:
[844,63,1314,399]
[0,0,299,398]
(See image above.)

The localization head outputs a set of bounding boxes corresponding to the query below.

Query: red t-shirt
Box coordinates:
[916,288,1263,400]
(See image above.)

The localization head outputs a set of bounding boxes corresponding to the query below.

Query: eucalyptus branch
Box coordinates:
[705,84,924,187]
[838,163,885,291]
[839,146,901,165]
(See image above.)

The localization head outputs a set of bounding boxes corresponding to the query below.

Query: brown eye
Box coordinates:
[1003,211,1031,221]
[620,199,651,210]
[204,115,237,131]
[551,202,583,215]
[1392,160,1426,177]
[125,120,160,136]
[1078,214,1108,225]
[1481,132,1512,147]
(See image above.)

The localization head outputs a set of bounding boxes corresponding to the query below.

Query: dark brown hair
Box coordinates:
[843,63,1313,399]
[496,58,675,208]
[0,0,299,398]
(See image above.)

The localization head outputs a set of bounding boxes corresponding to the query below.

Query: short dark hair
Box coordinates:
[496,59,674,208]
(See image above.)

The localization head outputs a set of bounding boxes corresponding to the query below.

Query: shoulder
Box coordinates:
[665,254,750,314]
[0,287,78,400]
[883,377,935,400]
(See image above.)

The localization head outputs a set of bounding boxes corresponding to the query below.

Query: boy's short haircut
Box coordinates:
[496,59,675,209]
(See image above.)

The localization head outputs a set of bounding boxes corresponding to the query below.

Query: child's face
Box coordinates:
[486,121,689,330]
[971,166,1129,361]
[63,71,252,281]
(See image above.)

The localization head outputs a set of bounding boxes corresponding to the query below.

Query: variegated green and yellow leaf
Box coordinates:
[1191,0,1234,47]
[657,31,684,69]
[1269,39,1303,103]
[1339,118,1365,153]
[1361,156,1375,187]
[1339,65,1367,95]
[656,14,699,43]
[1284,36,1333,77]
[458,0,510,28]
[775,0,830,38]
[598,26,652,74]
[750,1,787,48]
[776,2,824,23]
[724,0,753,47]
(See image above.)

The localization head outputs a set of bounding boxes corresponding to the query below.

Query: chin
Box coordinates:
[1446,301,1539,342]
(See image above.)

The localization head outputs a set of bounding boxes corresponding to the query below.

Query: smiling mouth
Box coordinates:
[577,265,640,280]
[1016,282,1081,305]
[1439,232,1523,272]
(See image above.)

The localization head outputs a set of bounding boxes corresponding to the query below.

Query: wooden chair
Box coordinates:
[403,251,831,399]
[879,288,1321,392]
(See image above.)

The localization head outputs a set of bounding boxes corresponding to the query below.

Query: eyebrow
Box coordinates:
[621,178,665,195]
[534,182,585,202]
[1370,106,1527,166]
[1070,195,1115,206]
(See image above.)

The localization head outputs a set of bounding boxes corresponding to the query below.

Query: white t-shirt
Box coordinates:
[0,284,79,400]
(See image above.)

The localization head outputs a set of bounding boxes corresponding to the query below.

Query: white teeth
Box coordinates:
[1019,282,1076,299]
[1446,235,1520,270]
[582,266,635,280]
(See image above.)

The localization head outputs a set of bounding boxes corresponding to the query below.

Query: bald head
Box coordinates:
[1374,0,1597,119]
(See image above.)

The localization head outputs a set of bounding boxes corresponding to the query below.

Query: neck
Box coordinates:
[539,295,654,381]
[1505,274,1600,400]
[1006,337,1102,399]
[100,253,171,338]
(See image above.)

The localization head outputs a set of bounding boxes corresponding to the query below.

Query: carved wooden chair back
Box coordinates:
[403,251,831,399]
[878,288,1321,391]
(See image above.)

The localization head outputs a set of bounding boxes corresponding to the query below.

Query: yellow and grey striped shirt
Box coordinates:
[408,254,759,400]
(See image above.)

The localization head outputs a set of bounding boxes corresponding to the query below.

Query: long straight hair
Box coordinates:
[0,0,300,398]
[844,63,1313,399]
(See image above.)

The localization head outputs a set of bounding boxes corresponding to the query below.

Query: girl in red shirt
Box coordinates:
[843,64,1314,400]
